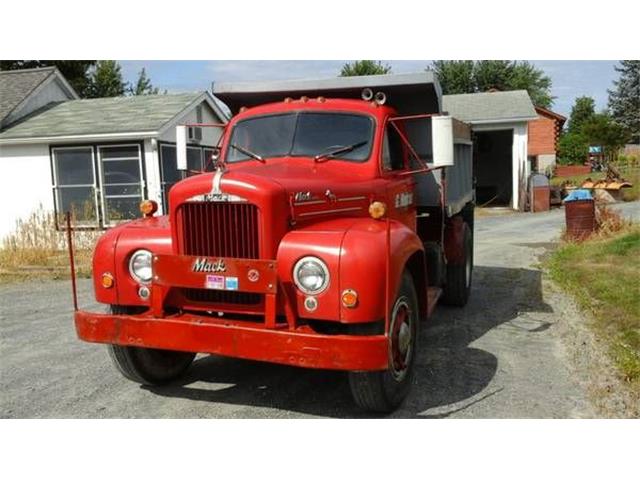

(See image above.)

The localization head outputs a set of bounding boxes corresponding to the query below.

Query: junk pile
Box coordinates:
[562,165,633,203]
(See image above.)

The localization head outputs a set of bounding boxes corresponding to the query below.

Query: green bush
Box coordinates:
[557,132,589,165]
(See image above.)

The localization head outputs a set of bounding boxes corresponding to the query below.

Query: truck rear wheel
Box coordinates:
[107,306,196,385]
[348,271,419,413]
[442,221,472,307]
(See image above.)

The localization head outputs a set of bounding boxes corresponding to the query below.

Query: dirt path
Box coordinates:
[1,203,638,418]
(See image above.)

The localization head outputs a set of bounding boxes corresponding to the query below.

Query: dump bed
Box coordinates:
[213,72,473,216]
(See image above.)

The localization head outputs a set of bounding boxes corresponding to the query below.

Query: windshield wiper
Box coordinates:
[231,143,265,163]
[314,141,368,162]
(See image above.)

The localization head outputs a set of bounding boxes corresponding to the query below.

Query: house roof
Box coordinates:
[442,90,537,124]
[0,92,225,142]
[534,105,567,123]
[0,67,78,125]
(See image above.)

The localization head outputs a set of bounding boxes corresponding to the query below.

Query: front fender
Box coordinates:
[277,217,424,324]
[93,216,172,306]
[339,218,424,323]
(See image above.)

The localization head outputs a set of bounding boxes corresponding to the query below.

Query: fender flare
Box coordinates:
[339,218,426,323]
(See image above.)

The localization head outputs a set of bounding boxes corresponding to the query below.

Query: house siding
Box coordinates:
[0,143,54,239]
[528,114,558,156]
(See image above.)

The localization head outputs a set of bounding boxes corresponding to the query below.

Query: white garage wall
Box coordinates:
[0,143,54,240]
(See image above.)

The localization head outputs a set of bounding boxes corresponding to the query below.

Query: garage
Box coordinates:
[443,90,537,210]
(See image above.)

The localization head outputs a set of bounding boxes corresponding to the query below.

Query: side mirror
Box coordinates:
[431,116,454,168]
[211,147,220,161]
[176,125,188,171]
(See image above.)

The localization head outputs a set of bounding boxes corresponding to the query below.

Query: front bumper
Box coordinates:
[75,310,388,371]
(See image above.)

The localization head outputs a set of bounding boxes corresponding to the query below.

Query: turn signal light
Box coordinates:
[341,289,358,308]
[101,273,114,289]
[140,200,158,217]
[369,201,387,219]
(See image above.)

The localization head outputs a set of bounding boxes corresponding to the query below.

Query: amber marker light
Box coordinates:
[341,289,358,308]
[101,273,114,289]
[369,201,387,219]
[140,200,158,217]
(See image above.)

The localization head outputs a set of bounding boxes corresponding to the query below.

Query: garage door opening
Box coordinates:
[473,130,513,206]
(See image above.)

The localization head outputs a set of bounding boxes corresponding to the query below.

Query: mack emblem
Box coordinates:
[192,257,226,273]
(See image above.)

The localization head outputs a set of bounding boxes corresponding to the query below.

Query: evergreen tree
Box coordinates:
[567,96,596,133]
[340,60,391,77]
[608,60,640,144]
[86,61,126,98]
[128,67,160,96]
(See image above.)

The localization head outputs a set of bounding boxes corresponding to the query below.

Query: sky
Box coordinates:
[119,60,620,117]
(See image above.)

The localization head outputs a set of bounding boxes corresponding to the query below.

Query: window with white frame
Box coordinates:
[51,143,145,228]
[97,144,145,225]
[51,146,99,226]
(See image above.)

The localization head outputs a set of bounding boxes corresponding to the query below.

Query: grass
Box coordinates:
[546,223,640,384]
[0,206,97,284]
[550,165,640,202]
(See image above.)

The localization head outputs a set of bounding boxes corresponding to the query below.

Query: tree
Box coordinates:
[509,61,554,109]
[557,132,589,165]
[128,68,160,95]
[567,96,596,134]
[0,60,96,97]
[472,60,513,92]
[85,60,126,98]
[429,60,554,108]
[581,113,630,162]
[608,60,640,144]
[430,61,475,94]
[340,60,391,77]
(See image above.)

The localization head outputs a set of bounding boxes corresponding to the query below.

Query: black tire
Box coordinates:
[442,221,472,307]
[348,271,419,413]
[107,305,196,385]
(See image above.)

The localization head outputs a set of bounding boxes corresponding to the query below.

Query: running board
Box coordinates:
[426,287,442,318]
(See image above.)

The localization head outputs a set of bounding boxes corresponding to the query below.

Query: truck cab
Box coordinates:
[73,73,474,412]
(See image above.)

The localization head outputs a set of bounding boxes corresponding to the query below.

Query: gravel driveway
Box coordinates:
[1,202,638,418]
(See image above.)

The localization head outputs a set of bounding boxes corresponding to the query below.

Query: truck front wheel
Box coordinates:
[348,271,419,413]
[107,306,196,385]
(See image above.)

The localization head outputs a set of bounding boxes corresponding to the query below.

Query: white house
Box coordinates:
[0,67,227,238]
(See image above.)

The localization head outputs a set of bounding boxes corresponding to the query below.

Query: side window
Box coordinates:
[382,124,405,171]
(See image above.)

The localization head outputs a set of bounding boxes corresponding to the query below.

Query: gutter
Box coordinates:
[0,131,158,145]
[465,116,538,125]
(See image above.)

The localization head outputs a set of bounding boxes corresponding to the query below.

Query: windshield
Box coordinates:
[226,112,374,163]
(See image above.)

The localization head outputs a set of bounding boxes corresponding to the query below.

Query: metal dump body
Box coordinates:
[213,72,473,216]
[214,72,442,116]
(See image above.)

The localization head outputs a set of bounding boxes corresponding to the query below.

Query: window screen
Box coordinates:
[98,145,143,224]
[52,147,98,225]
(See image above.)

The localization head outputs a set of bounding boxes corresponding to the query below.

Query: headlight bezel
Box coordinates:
[128,249,153,284]
[293,256,330,295]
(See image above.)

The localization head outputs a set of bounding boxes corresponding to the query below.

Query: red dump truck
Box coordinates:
[70,73,475,412]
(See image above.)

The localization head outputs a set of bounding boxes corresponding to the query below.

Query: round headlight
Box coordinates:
[293,256,329,294]
[129,249,152,283]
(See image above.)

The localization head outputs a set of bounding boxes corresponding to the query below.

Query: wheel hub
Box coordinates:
[389,298,413,381]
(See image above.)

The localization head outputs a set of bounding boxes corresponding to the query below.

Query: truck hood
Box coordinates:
[168,158,379,214]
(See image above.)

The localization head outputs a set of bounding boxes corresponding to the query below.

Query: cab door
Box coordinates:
[380,121,417,230]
